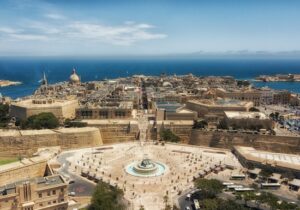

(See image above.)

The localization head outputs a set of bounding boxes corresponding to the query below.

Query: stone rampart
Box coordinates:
[189,129,300,154]
[0,127,103,157]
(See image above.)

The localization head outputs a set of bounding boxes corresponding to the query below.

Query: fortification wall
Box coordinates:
[0,159,47,186]
[0,127,103,157]
[189,129,300,154]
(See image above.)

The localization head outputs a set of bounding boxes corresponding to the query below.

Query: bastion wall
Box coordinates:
[189,129,300,154]
[0,127,103,157]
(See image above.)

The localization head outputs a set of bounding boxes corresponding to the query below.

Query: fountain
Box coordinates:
[125,154,166,177]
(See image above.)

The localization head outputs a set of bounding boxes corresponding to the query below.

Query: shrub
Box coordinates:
[21,112,59,129]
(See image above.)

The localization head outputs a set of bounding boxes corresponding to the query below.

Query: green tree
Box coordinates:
[88,182,126,210]
[259,168,273,179]
[202,198,219,210]
[64,119,87,127]
[21,112,59,129]
[160,129,180,143]
[249,107,260,112]
[218,199,248,210]
[193,120,208,129]
[0,104,9,128]
[194,178,223,198]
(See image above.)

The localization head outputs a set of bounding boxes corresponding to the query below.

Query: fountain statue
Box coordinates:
[125,154,166,177]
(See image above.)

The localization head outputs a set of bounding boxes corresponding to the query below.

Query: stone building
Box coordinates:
[216,88,261,106]
[10,98,78,120]
[224,111,273,130]
[233,146,300,178]
[0,175,68,210]
[153,102,197,121]
[186,99,253,123]
[273,90,291,104]
[76,102,133,120]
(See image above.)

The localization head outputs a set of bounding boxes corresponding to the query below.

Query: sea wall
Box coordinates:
[189,129,300,154]
[0,127,103,157]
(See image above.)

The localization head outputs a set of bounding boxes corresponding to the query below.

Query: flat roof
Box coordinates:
[156,120,194,125]
[224,111,268,119]
[235,146,300,170]
[0,175,65,196]
[80,119,138,125]
[188,99,253,107]
[12,98,78,108]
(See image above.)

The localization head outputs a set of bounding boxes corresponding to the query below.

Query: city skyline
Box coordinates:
[0,0,300,56]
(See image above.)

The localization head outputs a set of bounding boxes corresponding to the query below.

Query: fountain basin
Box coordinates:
[125,159,166,177]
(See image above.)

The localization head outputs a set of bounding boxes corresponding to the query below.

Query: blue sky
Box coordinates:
[0,0,300,56]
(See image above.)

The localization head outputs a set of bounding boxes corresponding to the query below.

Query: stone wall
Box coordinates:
[0,158,47,186]
[189,129,300,154]
[0,127,103,157]
[79,120,139,144]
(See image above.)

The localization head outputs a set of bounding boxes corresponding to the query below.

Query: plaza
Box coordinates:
[58,142,242,210]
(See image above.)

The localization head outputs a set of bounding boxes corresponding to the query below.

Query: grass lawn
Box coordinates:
[0,157,19,166]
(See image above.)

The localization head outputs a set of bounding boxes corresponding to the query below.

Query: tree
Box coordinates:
[218,199,248,210]
[160,129,180,143]
[259,168,273,178]
[64,119,87,127]
[249,107,260,112]
[0,104,9,128]
[21,112,59,129]
[193,120,208,129]
[202,198,219,210]
[194,179,223,199]
[88,182,126,210]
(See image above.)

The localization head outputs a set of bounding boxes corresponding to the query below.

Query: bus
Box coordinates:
[234,187,255,192]
[260,183,281,190]
[230,174,246,180]
[193,199,200,210]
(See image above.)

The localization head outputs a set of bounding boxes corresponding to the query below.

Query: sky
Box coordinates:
[0,0,300,56]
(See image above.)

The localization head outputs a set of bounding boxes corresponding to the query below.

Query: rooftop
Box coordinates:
[224,111,268,119]
[0,175,66,196]
[235,146,300,170]
[12,98,78,108]
[188,99,253,107]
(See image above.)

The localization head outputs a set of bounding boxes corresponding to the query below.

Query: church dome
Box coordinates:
[70,68,80,83]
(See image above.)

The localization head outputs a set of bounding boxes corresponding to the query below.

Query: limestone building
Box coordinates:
[224,111,273,130]
[0,174,68,210]
[153,102,197,121]
[186,99,253,123]
[76,102,133,119]
[216,88,261,106]
[10,98,78,120]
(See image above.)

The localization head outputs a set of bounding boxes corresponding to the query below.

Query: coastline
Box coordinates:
[0,80,22,88]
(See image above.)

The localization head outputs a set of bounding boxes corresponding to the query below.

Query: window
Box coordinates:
[52,190,56,195]
[38,193,42,198]
[39,203,43,207]
[61,198,64,202]
[47,191,50,196]
[53,200,57,204]
[60,188,64,193]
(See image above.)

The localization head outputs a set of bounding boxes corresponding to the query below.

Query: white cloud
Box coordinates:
[0,16,167,45]
[9,34,49,41]
[67,22,167,45]
[45,13,66,20]
[0,27,20,34]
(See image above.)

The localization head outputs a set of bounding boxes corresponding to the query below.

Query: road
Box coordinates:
[57,151,96,197]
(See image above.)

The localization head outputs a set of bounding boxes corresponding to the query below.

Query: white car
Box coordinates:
[68,192,76,196]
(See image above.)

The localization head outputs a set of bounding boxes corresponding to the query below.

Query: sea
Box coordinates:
[0,57,300,99]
